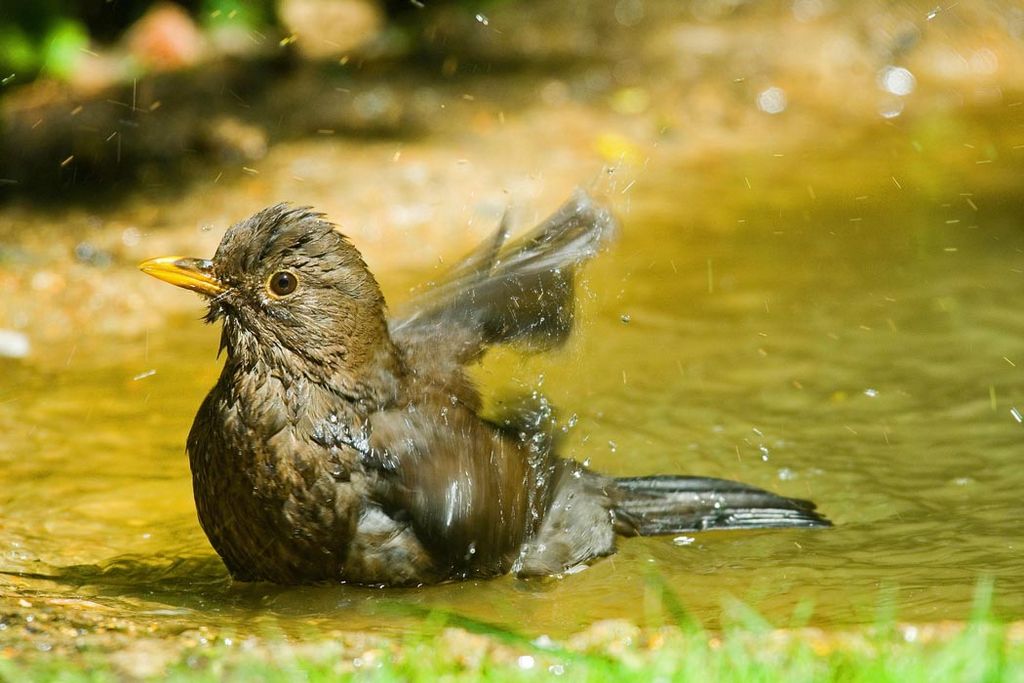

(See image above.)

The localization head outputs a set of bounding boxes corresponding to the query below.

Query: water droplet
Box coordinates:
[970,48,999,75]
[614,0,645,26]
[1011,407,1022,423]
[878,66,916,96]
[121,227,141,246]
[620,313,631,323]
[757,87,787,114]
[475,13,489,26]
[878,97,905,119]
[864,388,878,398]
[608,440,618,453]
[533,634,555,649]
[672,535,695,546]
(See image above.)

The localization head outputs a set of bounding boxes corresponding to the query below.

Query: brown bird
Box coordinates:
[140,192,829,586]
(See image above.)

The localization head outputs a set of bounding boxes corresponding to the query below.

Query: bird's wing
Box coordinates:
[361,404,554,577]
[388,190,616,367]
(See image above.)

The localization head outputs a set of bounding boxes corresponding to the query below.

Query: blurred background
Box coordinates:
[3,0,1023,200]
[2,0,1022,337]
[3,0,1024,670]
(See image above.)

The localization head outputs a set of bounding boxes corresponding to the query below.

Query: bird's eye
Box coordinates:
[268,271,298,297]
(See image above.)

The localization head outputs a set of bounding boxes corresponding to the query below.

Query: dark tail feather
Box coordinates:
[614,475,831,535]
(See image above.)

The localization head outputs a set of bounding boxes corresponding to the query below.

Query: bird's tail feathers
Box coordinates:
[614,475,830,535]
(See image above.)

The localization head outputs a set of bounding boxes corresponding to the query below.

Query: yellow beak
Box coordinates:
[139,256,226,297]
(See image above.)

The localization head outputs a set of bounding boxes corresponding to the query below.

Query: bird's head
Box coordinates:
[140,204,395,383]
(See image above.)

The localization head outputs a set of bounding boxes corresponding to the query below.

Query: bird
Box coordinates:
[139,191,830,586]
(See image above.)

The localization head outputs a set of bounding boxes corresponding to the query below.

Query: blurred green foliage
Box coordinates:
[0,0,499,87]
[0,0,275,86]
[201,0,275,28]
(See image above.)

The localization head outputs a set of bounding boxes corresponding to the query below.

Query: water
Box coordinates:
[2,115,1024,644]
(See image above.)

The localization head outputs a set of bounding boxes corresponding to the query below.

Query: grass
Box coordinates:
[2,619,1020,682]
[1,583,1020,682]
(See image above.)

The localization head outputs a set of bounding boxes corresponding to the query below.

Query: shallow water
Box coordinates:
[3,112,1024,642]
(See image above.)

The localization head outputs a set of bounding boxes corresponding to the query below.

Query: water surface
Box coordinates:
[3,116,1024,641]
